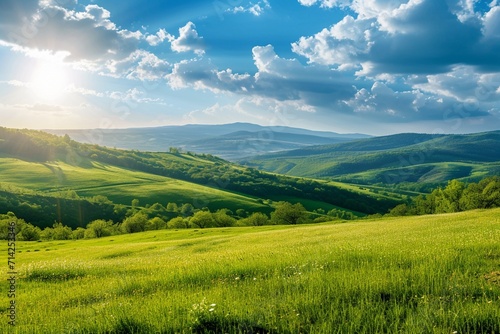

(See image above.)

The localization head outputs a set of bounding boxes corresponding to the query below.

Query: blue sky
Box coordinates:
[1,0,500,135]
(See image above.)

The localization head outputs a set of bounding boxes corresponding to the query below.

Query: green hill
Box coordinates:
[0,127,398,227]
[241,131,500,189]
[1,209,499,333]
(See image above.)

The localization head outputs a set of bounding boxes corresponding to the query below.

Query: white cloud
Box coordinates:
[292,15,373,68]
[171,22,205,56]
[229,1,271,16]
[483,5,500,39]
[412,66,500,103]
[297,0,350,8]
[146,28,174,46]
[168,44,356,109]
[292,0,500,75]
[106,50,171,81]
[66,84,104,97]
[0,3,141,62]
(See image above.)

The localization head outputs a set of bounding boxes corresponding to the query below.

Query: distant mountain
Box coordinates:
[241,131,500,189]
[46,123,370,160]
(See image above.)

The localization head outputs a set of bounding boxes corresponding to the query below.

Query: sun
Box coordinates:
[30,61,69,100]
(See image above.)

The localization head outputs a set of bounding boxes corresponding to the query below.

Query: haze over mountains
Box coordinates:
[47,123,370,160]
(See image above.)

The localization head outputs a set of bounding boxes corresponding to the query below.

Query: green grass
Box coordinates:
[0,157,268,212]
[1,209,499,333]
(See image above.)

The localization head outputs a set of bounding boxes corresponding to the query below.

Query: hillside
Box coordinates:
[46,122,369,160]
[241,131,500,189]
[0,127,397,227]
[2,209,499,333]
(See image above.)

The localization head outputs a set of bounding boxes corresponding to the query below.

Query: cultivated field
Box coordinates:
[1,209,499,333]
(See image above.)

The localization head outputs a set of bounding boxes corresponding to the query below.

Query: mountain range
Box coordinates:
[47,123,370,160]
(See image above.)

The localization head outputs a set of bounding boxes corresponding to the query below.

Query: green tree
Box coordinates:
[167,217,189,229]
[72,227,86,240]
[212,209,236,227]
[166,202,179,212]
[388,204,410,216]
[240,212,269,226]
[121,213,148,233]
[180,203,194,217]
[51,222,72,240]
[131,199,140,208]
[17,225,41,241]
[236,209,247,218]
[145,217,167,230]
[190,211,215,228]
[85,219,114,238]
[271,202,308,225]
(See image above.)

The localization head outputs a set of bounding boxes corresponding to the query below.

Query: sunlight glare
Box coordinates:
[30,61,69,100]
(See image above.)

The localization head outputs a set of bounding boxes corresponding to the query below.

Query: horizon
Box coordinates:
[2,120,499,137]
[1,1,500,135]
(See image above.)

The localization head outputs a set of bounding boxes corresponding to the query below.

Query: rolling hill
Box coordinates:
[46,122,369,160]
[0,127,397,228]
[241,131,500,190]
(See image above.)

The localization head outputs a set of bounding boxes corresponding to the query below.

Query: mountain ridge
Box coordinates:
[45,122,370,160]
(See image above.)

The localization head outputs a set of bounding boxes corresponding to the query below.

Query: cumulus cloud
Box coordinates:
[171,22,205,55]
[344,80,490,122]
[0,2,141,62]
[228,0,271,16]
[146,28,174,46]
[293,0,500,75]
[106,50,171,81]
[168,45,356,106]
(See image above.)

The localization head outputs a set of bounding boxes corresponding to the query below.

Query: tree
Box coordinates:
[180,203,194,217]
[167,217,189,229]
[72,227,86,240]
[86,219,113,238]
[190,211,215,228]
[17,225,41,241]
[51,222,72,240]
[145,217,166,230]
[388,204,410,216]
[236,209,247,218]
[240,212,269,226]
[212,209,236,227]
[271,202,308,225]
[166,202,178,212]
[481,177,500,208]
[169,147,180,154]
[121,213,148,233]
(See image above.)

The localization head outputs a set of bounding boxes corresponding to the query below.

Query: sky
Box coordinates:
[1,0,500,135]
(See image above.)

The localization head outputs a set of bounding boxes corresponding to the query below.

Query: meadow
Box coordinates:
[1,208,499,333]
[0,157,268,213]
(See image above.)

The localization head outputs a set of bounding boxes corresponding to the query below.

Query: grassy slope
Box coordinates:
[1,209,499,333]
[0,128,400,215]
[243,131,500,186]
[0,157,268,213]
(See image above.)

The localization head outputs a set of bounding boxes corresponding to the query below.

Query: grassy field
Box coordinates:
[0,157,269,212]
[1,209,499,333]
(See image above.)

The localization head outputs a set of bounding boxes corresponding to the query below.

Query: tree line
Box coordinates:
[387,176,500,216]
[0,200,357,241]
